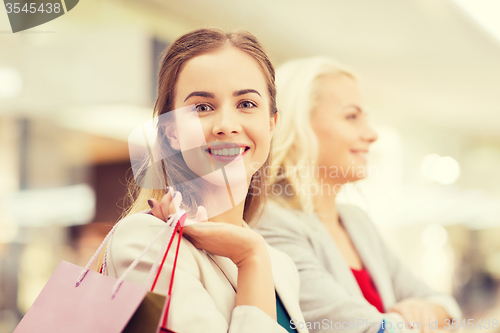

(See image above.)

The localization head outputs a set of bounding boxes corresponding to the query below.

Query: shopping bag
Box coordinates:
[14,260,157,333]
[14,210,188,333]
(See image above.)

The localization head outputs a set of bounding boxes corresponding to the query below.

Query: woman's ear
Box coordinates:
[164,125,181,150]
[270,112,278,134]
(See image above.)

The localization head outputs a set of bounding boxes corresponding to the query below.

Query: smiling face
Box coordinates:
[168,45,276,186]
[311,74,378,184]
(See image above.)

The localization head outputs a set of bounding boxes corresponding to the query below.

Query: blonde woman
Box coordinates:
[255,57,461,333]
[104,29,308,333]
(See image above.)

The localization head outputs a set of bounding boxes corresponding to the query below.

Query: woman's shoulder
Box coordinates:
[337,204,386,252]
[112,211,165,234]
[110,212,188,248]
[107,212,204,276]
[265,242,301,292]
[256,201,314,233]
[112,212,193,244]
[337,204,379,232]
[266,242,296,268]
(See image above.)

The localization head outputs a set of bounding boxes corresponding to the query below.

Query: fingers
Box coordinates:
[148,187,175,222]
[423,309,437,333]
[160,187,174,217]
[387,305,404,317]
[388,305,413,329]
[151,190,205,228]
[178,206,206,229]
[388,301,436,333]
[402,311,416,328]
[196,206,208,222]
[419,310,428,333]
[172,191,182,212]
[419,311,427,333]
[183,211,214,238]
[148,198,165,221]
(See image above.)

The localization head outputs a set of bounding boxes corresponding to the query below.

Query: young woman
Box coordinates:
[104,29,308,333]
[254,57,462,333]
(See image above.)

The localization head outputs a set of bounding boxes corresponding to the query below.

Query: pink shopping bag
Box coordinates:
[14,211,188,333]
[14,260,151,333]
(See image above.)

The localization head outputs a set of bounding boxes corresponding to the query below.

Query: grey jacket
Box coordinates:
[256,203,462,333]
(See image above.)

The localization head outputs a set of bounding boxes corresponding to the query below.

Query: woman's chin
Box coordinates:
[200,171,247,188]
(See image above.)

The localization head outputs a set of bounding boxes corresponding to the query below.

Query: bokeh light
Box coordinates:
[0,67,23,99]
[421,154,461,185]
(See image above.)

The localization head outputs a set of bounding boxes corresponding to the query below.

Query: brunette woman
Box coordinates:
[104,29,307,333]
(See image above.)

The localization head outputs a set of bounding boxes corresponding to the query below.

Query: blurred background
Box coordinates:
[1,0,500,331]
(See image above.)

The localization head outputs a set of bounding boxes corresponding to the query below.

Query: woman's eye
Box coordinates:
[195,104,213,112]
[347,113,357,120]
[238,100,257,109]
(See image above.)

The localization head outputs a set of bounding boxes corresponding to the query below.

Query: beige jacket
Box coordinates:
[105,212,309,333]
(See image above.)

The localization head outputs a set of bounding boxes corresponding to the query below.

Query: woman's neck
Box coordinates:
[204,182,246,226]
[201,175,250,227]
[313,182,340,228]
[210,199,245,226]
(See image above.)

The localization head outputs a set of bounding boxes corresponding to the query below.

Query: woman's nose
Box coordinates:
[362,123,378,143]
[211,107,242,136]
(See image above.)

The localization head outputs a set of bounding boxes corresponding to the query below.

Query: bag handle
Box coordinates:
[75,209,188,331]
[110,210,187,298]
[145,215,178,287]
[110,221,172,297]
[75,211,184,292]
[156,213,186,331]
[75,220,123,287]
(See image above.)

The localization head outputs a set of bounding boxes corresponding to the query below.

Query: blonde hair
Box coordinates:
[269,56,357,213]
[123,28,278,226]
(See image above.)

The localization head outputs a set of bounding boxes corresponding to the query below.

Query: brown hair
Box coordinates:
[123,28,277,225]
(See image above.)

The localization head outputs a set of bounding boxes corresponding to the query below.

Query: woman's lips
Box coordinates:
[350,150,368,162]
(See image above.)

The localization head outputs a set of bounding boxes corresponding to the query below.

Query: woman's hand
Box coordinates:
[387,298,446,333]
[183,220,268,267]
[148,190,276,319]
[148,189,268,266]
[148,187,179,222]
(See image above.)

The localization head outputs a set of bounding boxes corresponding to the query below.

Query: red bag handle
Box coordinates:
[96,212,186,332]
[152,213,187,332]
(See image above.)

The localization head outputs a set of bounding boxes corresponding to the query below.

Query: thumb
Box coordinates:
[196,206,208,222]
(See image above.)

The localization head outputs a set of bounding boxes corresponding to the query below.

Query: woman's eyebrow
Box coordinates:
[345,104,363,113]
[184,91,215,102]
[233,89,261,97]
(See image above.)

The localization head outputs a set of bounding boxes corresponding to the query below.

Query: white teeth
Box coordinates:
[210,147,246,156]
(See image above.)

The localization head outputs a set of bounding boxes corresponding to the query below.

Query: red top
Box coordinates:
[351,267,384,313]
